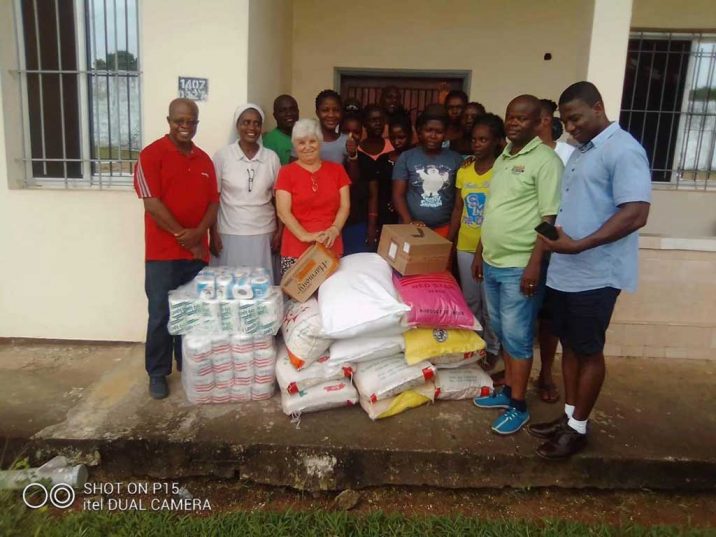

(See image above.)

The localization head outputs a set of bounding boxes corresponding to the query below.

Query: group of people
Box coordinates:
[134,80,651,461]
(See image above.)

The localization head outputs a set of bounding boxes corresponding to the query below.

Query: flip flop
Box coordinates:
[535,379,560,404]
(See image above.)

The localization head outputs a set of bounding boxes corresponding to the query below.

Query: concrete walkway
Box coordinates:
[1,339,714,491]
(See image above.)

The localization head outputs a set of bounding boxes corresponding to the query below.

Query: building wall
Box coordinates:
[291,0,595,119]
[644,191,716,237]
[247,0,294,131]
[607,239,716,360]
[631,0,716,29]
[0,0,250,341]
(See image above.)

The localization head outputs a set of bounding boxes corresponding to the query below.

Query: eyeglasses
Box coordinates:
[247,168,255,192]
[311,174,318,193]
[170,118,199,127]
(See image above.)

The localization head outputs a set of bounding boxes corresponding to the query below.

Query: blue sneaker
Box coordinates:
[473,390,511,409]
[491,407,530,435]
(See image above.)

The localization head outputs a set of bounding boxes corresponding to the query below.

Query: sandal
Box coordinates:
[535,379,560,404]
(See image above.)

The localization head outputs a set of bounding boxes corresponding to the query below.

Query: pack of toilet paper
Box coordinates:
[168,266,283,336]
[182,333,277,404]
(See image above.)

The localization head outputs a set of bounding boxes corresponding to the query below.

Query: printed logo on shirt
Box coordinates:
[415,164,451,208]
[511,165,525,175]
[463,192,487,228]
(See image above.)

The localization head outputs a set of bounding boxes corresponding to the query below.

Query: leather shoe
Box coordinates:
[536,424,588,460]
[527,414,568,439]
[149,376,169,400]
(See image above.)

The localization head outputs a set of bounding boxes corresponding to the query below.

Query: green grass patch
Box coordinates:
[0,490,709,537]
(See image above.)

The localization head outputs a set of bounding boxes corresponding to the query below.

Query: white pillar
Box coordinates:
[586,0,634,117]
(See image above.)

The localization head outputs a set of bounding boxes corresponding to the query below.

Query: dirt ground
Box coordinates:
[69,472,716,529]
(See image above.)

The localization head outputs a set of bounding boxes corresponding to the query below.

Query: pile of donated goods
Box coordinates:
[170,225,493,421]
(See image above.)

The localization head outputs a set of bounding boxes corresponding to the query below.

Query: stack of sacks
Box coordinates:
[279,299,358,415]
[181,333,278,404]
[318,254,436,420]
[353,355,436,420]
[394,271,491,400]
[170,265,282,405]
[276,343,358,415]
[281,298,332,370]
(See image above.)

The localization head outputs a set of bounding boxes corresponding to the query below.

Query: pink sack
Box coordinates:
[393,272,480,330]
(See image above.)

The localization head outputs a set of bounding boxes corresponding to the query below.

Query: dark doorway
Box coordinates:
[338,71,468,126]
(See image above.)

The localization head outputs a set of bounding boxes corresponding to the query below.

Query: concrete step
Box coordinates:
[1,340,715,491]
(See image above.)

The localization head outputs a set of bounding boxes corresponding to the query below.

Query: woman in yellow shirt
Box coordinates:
[448,113,505,360]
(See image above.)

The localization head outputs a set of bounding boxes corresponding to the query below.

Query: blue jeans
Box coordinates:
[482,262,545,360]
[145,259,205,377]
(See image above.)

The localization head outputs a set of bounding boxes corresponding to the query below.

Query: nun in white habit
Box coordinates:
[210,103,282,281]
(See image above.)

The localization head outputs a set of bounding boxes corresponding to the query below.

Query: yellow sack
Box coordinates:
[404,328,486,365]
[360,382,435,420]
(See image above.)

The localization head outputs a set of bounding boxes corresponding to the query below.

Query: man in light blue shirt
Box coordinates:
[528,82,651,460]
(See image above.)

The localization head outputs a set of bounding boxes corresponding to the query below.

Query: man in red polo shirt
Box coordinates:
[134,98,219,399]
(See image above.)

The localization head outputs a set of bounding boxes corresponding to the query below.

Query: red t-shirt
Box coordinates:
[133,136,219,262]
[274,161,351,258]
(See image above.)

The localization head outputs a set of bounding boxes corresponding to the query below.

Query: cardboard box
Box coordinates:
[378,224,452,276]
[280,243,339,302]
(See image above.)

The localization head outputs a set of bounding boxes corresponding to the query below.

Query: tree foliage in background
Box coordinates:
[93,50,137,71]
[691,86,715,101]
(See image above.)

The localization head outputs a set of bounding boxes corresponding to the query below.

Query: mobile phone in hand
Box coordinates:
[535,221,559,241]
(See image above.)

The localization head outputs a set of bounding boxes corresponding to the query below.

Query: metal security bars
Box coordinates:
[14,0,140,188]
[620,32,716,188]
[339,73,466,127]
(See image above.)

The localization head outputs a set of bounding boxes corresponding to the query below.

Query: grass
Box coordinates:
[0,490,710,537]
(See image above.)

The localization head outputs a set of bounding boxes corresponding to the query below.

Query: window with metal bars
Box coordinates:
[620,32,715,188]
[14,0,140,188]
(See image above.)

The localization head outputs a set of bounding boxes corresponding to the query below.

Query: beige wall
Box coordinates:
[141,0,250,152]
[0,0,250,341]
[607,243,716,360]
[291,0,594,118]
[644,190,716,237]
[247,0,294,131]
[632,0,716,29]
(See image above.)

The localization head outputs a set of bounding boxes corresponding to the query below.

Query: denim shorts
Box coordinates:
[482,262,545,360]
